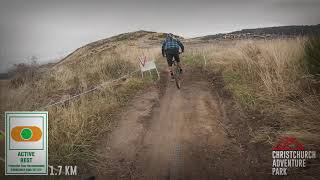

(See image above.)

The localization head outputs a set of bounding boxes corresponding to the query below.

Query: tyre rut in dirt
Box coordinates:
[169,143,183,180]
[175,76,181,89]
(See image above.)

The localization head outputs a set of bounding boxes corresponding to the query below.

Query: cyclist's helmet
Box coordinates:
[166,33,174,38]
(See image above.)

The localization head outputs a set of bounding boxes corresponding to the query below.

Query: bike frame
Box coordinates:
[172,58,181,89]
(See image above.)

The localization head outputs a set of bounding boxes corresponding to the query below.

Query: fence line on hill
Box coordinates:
[38,69,140,110]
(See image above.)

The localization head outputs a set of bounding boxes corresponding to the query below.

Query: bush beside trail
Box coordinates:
[184,37,320,148]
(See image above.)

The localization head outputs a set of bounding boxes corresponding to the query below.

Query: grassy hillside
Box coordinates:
[0,31,163,173]
[184,37,320,149]
[1,29,319,175]
[55,30,165,66]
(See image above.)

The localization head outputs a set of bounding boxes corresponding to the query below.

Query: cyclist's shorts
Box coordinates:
[166,53,180,66]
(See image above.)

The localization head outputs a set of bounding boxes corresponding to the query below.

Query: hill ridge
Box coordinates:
[198,24,320,40]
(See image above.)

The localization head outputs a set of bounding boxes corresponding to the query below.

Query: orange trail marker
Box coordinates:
[11,126,42,142]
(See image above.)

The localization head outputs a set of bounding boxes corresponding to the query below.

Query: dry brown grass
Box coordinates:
[185,38,320,147]
[2,32,318,174]
[47,77,151,172]
[0,41,161,173]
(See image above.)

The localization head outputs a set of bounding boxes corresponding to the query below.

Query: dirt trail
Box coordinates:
[99,70,250,179]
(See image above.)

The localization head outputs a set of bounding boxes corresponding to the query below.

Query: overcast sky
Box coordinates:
[0,0,320,72]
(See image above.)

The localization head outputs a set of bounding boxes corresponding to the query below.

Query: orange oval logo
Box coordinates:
[11,126,42,142]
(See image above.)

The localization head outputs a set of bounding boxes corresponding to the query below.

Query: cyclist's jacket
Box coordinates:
[162,37,184,56]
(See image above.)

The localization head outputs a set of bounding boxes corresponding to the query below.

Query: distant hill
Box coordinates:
[56,25,320,66]
[56,30,184,66]
[0,73,10,80]
[56,31,162,66]
[199,24,320,40]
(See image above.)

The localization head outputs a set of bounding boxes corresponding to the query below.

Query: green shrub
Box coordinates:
[305,36,320,76]
[9,62,38,88]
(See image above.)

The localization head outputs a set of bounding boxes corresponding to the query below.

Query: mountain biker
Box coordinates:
[162,33,184,80]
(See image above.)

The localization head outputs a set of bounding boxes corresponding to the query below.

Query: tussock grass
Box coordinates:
[185,38,320,147]
[0,44,161,173]
[48,77,151,171]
